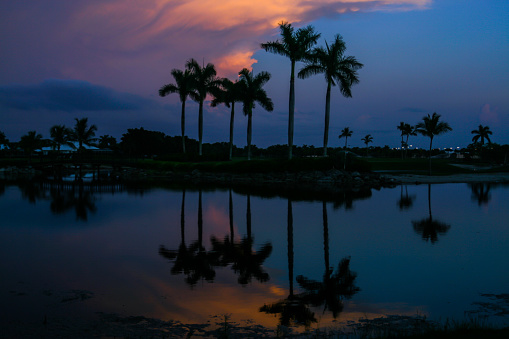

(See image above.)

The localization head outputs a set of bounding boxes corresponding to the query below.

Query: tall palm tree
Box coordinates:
[186,58,221,156]
[49,125,73,151]
[159,68,195,153]
[361,134,373,156]
[261,22,320,160]
[415,112,452,175]
[298,35,363,156]
[471,124,492,146]
[20,130,43,163]
[338,127,352,149]
[238,68,274,160]
[211,78,242,160]
[70,118,97,151]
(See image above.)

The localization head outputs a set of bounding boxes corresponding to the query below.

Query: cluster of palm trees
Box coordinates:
[160,22,363,160]
[18,118,98,161]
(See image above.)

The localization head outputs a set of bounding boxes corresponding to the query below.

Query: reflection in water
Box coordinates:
[50,186,97,221]
[469,183,491,206]
[161,190,273,287]
[297,202,360,319]
[412,184,451,244]
[397,185,415,210]
[260,199,317,329]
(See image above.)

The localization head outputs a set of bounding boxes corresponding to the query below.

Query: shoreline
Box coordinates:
[382,172,509,184]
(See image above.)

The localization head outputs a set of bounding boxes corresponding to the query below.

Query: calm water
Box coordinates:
[1,180,508,333]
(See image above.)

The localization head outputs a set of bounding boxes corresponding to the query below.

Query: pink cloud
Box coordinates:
[480,103,499,125]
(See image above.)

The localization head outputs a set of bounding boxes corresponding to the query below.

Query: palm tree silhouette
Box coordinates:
[49,125,73,151]
[260,198,316,329]
[186,59,221,156]
[471,124,492,146]
[159,68,195,153]
[211,78,242,160]
[412,184,451,244]
[261,22,320,160]
[339,127,353,149]
[361,134,373,156]
[238,68,274,160]
[71,118,97,151]
[296,202,360,319]
[397,185,415,210]
[415,113,452,175]
[298,35,363,157]
[19,131,43,163]
[397,122,416,159]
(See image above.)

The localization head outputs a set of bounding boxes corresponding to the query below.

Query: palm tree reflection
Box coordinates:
[412,184,451,244]
[260,199,317,329]
[469,183,491,206]
[48,185,96,221]
[397,185,415,210]
[296,202,360,319]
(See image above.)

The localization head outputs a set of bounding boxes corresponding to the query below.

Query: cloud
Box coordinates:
[0,79,157,112]
[479,103,499,125]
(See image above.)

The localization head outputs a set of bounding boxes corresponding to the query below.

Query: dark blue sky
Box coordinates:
[1,0,507,149]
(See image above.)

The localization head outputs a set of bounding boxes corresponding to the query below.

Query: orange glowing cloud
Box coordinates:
[63,0,430,87]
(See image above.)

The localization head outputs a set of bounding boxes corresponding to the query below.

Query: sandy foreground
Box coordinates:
[382,172,509,184]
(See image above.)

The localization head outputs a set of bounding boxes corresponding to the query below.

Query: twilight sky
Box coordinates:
[1,0,508,149]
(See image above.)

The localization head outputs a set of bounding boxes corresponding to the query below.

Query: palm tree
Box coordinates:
[238,68,274,160]
[0,130,9,148]
[397,122,416,158]
[186,58,221,156]
[361,134,373,156]
[415,113,452,175]
[298,35,363,156]
[19,131,43,163]
[70,118,97,151]
[339,127,352,149]
[471,124,492,146]
[49,125,73,151]
[261,22,320,159]
[211,78,242,160]
[159,68,195,153]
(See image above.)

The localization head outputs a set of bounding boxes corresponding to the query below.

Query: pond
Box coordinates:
[1,180,508,336]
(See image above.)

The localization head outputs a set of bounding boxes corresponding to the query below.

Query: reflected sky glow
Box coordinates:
[1,182,508,333]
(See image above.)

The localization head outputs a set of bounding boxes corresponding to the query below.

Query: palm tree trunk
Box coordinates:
[181,101,186,154]
[323,81,332,157]
[428,137,433,176]
[288,60,296,160]
[247,111,252,161]
[198,101,204,156]
[287,199,294,297]
[229,103,235,160]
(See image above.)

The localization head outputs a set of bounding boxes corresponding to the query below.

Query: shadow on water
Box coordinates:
[412,184,451,244]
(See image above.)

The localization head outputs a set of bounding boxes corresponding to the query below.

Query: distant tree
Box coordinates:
[397,122,417,158]
[0,130,9,148]
[361,134,373,156]
[338,127,353,149]
[471,124,492,146]
[98,135,117,149]
[211,78,242,160]
[49,125,73,151]
[120,128,166,157]
[261,22,320,160]
[298,34,363,156]
[415,112,452,175]
[70,118,97,151]
[238,68,274,160]
[159,68,195,153]
[20,130,43,162]
[186,58,221,156]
